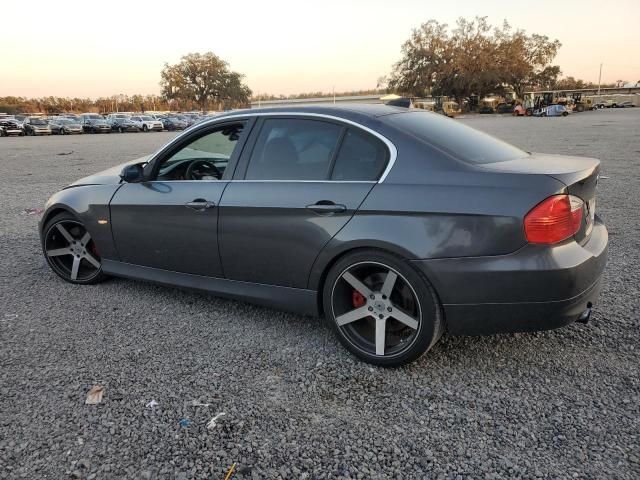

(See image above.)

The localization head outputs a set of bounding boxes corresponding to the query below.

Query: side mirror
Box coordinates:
[120,164,144,183]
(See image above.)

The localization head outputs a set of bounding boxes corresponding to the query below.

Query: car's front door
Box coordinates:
[218,116,390,288]
[109,120,250,277]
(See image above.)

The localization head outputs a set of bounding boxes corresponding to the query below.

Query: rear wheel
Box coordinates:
[143,124,148,132]
[42,212,107,285]
[323,250,443,367]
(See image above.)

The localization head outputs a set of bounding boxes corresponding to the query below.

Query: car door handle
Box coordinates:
[185,199,216,211]
[305,202,347,214]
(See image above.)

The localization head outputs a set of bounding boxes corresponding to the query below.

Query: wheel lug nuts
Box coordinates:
[382,295,387,300]
[368,307,373,311]
[378,314,384,319]
[387,307,392,312]
[369,295,375,300]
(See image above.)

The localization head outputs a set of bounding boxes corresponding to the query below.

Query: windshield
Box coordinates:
[140,116,153,121]
[385,111,528,164]
[86,115,102,120]
[31,118,48,125]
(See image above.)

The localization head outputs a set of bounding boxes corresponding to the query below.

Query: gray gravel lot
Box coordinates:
[1,110,639,479]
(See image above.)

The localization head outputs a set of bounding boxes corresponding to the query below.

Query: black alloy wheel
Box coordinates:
[323,250,443,367]
[42,212,107,284]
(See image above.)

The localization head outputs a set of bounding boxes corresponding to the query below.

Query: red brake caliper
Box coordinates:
[352,290,366,308]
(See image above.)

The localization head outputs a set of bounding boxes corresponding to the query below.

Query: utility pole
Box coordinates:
[333,86,336,104]
[598,63,603,95]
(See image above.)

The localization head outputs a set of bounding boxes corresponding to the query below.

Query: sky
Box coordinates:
[2,0,639,98]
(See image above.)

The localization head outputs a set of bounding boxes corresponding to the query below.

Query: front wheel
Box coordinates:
[323,250,443,367]
[42,212,107,285]
[143,125,148,132]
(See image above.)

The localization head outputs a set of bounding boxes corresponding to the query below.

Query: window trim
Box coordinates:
[147,112,397,183]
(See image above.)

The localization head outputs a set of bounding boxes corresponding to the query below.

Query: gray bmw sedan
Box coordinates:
[39,105,607,366]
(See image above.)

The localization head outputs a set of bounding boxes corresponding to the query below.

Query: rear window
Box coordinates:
[386,111,528,164]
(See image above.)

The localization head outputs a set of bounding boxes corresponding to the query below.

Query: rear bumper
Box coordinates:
[412,218,608,335]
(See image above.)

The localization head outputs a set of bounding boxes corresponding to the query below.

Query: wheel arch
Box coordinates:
[40,206,75,234]
[312,243,442,318]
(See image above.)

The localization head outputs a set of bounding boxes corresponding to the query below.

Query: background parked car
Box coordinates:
[80,114,111,133]
[130,115,164,132]
[496,103,515,114]
[174,114,197,126]
[0,117,24,136]
[160,116,188,131]
[616,101,635,108]
[534,104,569,117]
[49,117,83,135]
[106,114,140,133]
[23,117,52,135]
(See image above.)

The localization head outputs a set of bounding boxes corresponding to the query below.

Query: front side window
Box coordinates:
[155,123,245,181]
[330,128,388,181]
[245,118,342,180]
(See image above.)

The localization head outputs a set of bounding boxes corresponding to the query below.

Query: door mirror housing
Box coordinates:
[120,164,144,183]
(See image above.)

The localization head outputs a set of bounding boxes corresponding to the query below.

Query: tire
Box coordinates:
[119,127,124,133]
[42,212,107,285]
[562,111,569,117]
[60,128,65,135]
[322,249,443,367]
[143,125,148,132]
[576,104,585,112]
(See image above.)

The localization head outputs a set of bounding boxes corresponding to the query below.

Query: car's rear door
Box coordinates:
[109,119,252,277]
[218,115,391,288]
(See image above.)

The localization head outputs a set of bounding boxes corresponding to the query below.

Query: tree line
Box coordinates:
[1,17,622,115]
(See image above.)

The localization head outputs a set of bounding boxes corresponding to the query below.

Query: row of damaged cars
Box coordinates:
[0,111,210,137]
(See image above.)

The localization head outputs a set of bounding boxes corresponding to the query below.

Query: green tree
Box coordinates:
[387,17,562,103]
[160,52,252,110]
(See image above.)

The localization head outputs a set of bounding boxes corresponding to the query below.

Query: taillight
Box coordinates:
[524,194,584,244]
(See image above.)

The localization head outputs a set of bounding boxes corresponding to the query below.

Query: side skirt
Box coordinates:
[102,259,319,317]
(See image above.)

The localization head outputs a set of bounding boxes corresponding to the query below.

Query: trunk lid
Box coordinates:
[479,153,600,242]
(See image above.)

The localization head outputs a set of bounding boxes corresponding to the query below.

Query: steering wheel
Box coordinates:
[185,159,222,180]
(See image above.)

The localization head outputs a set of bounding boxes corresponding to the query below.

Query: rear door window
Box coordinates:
[245,118,342,180]
[330,128,388,181]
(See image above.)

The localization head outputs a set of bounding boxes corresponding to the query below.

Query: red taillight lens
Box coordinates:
[524,195,584,244]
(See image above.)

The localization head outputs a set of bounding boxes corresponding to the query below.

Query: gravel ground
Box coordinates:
[1,109,639,479]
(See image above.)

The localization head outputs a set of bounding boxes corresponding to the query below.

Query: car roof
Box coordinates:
[214,104,409,123]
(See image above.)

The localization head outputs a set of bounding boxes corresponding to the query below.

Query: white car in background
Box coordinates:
[130,115,164,132]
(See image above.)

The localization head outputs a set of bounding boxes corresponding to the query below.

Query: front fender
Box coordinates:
[39,184,123,260]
